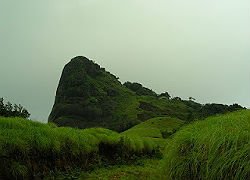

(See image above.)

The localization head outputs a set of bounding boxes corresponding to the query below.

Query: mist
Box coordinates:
[0,0,249,122]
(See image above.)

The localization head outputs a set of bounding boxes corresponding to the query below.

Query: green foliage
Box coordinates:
[124,82,157,97]
[158,92,171,99]
[0,117,159,179]
[49,56,245,132]
[50,56,140,132]
[9,161,28,179]
[82,159,162,180]
[198,103,245,118]
[0,98,30,118]
[161,110,250,180]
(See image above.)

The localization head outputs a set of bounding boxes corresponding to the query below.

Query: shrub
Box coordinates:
[0,98,30,119]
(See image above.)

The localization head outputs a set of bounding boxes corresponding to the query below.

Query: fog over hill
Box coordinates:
[0,0,249,121]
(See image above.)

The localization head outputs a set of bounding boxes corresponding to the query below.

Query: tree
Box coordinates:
[159,92,171,99]
[5,102,13,116]
[172,97,182,101]
[0,98,6,116]
[0,98,30,119]
[189,97,196,101]
[20,108,30,119]
[124,81,157,97]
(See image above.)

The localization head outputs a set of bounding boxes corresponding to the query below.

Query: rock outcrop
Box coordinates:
[49,56,135,131]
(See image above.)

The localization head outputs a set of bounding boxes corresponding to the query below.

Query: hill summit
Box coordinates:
[49,56,244,131]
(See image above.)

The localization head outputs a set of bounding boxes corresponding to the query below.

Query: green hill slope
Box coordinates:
[122,116,184,139]
[0,117,159,179]
[49,56,244,132]
[48,56,193,131]
[161,110,250,179]
[2,110,250,179]
[122,116,185,150]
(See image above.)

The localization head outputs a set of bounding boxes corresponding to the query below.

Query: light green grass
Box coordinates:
[123,117,184,138]
[122,117,184,149]
[3,110,249,179]
[161,110,250,180]
[0,117,159,179]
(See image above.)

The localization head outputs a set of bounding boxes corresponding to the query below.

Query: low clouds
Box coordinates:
[0,0,249,121]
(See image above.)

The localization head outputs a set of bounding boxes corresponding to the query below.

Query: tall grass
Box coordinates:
[0,117,158,179]
[161,110,250,180]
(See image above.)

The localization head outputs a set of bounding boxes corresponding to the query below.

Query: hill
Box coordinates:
[161,110,250,179]
[85,110,250,179]
[122,117,185,149]
[122,117,184,138]
[49,56,244,131]
[0,117,158,179]
[1,110,250,179]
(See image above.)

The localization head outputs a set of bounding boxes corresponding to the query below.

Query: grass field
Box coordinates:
[161,110,250,180]
[122,116,184,138]
[0,117,159,179]
[1,110,250,179]
[122,116,185,149]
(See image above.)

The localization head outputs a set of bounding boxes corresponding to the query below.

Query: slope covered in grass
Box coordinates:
[122,116,185,149]
[122,116,185,139]
[161,110,250,180]
[49,56,244,132]
[2,110,249,179]
[0,117,159,179]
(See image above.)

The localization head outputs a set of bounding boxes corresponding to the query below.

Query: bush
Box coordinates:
[0,98,30,118]
[124,82,157,97]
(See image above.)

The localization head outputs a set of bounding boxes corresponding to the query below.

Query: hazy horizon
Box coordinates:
[0,0,249,122]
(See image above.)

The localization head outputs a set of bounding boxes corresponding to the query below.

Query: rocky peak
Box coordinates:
[48,56,129,131]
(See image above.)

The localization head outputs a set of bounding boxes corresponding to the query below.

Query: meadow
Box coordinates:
[1,110,250,179]
[0,117,159,179]
[161,110,250,180]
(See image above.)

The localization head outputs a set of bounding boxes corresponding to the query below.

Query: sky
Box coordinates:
[0,0,249,122]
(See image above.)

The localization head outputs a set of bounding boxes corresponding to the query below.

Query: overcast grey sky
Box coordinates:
[0,0,249,122]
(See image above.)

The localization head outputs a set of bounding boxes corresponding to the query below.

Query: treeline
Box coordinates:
[199,103,245,117]
[124,81,245,120]
[124,82,157,97]
[183,100,245,121]
[123,81,178,100]
[0,98,30,118]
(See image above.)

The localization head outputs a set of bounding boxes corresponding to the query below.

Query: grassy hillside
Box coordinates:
[161,110,250,180]
[1,110,250,179]
[49,56,244,132]
[86,110,250,179]
[0,117,159,179]
[122,116,184,138]
[48,56,195,132]
[122,116,185,149]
